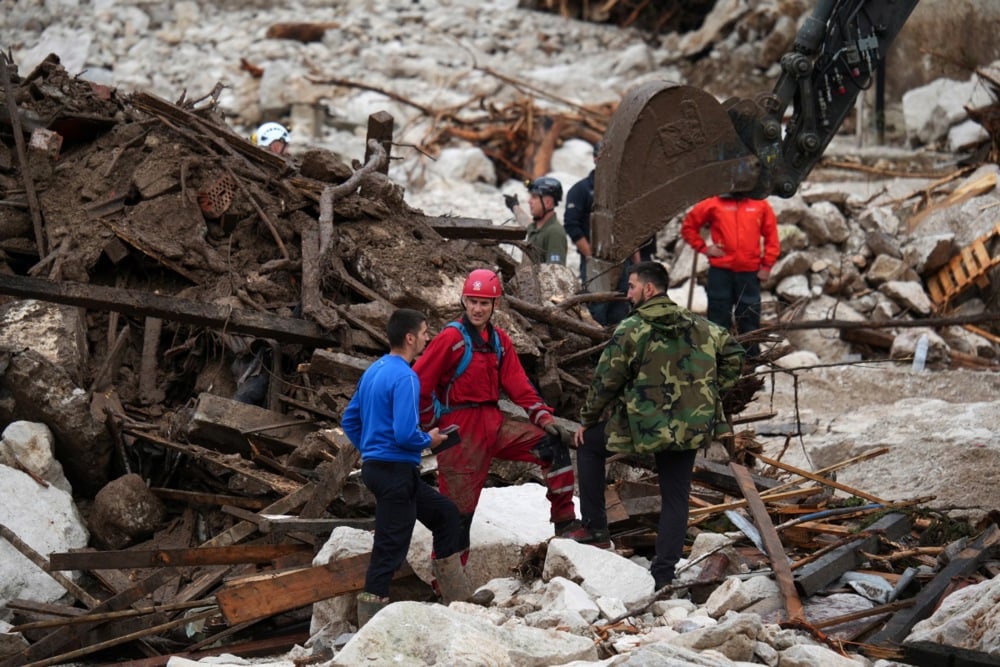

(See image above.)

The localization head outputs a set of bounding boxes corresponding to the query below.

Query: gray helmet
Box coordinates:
[527,176,563,205]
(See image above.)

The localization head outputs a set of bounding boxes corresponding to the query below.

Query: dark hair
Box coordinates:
[628,261,669,292]
[387,309,426,348]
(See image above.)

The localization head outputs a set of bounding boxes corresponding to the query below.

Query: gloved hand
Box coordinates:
[503,193,519,212]
[541,419,576,450]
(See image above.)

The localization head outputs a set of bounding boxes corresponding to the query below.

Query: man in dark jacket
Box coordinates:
[573,262,744,588]
[564,142,654,325]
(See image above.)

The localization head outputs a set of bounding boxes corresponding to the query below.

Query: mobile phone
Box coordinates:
[434,424,461,453]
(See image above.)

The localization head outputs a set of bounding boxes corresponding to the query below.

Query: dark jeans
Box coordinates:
[576,423,611,532]
[361,460,461,597]
[650,448,698,587]
[707,267,761,356]
[576,422,698,587]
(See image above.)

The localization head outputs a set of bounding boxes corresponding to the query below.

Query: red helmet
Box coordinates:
[462,269,502,298]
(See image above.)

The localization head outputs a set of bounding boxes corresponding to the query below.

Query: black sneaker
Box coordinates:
[558,521,612,549]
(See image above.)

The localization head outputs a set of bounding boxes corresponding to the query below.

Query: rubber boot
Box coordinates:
[431,552,473,604]
[356,592,389,628]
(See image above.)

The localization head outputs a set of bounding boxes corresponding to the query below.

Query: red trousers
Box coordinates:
[436,406,576,526]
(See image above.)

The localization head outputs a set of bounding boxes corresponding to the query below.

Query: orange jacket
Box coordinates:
[681,196,780,272]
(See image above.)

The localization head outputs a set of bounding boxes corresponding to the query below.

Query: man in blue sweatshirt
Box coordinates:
[342,308,471,627]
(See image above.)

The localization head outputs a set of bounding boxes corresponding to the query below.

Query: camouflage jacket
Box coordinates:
[579,294,744,453]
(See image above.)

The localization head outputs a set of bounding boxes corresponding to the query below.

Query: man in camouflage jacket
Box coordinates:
[573,261,744,588]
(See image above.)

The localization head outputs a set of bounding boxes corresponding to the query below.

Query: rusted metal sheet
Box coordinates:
[592,82,759,263]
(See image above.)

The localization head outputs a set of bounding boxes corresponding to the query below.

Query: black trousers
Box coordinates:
[577,423,611,531]
[577,422,698,586]
[361,460,461,597]
[650,448,698,587]
[707,266,761,356]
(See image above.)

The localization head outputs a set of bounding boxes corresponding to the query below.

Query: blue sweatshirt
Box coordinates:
[341,354,431,465]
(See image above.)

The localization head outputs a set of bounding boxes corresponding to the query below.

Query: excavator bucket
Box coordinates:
[591,82,760,265]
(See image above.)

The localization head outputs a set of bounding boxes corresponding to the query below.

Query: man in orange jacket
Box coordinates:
[681,194,779,358]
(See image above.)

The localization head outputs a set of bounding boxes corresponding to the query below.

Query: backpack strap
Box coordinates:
[434,320,503,419]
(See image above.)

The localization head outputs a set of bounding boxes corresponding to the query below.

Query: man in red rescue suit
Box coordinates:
[413,269,583,555]
[681,194,780,358]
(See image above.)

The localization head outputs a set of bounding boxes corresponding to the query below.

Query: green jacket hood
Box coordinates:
[630,294,693,335]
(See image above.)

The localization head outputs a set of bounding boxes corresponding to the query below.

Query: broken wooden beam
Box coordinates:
[128,430,304,497]
[300,348,372,382]
[694,457,783,496]
[751,452,889,505]
[216,553,413,624]
[730,462,804,623]
[49,544,313,571]
[0,274,337,347]
[870,523,1000,650]
[0,569,176,667]
[793,512,911,597]
[149,487,272,511]
[427,216,526,241]
[259,516,374,535]
[188,392,317,453]
[364,111,393,175]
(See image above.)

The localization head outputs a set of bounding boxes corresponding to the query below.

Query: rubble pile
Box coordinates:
[1,5,1000,666]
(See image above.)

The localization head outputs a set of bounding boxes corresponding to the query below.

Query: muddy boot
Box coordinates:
[431,552,473,604]
[356,591,389,628]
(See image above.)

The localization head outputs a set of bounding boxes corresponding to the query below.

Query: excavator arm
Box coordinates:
[591,0,921,264]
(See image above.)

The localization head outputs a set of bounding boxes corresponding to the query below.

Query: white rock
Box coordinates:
[543,537,655,607]
[332,601,598,665]
[0,466,89,609]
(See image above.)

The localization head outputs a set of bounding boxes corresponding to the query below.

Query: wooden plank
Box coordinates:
[903,640,1000,667]
[49,544,312,571]
[0,274,336,347]
[794,513,911,597]
[364,110,393,175]
[0,570,175,667]
[262,517,375,535]
[301,348,372,381]
[751,452,889,504]
[620,495,661,518]
[149,487,271,511]
[216,553,413,624]
[104,632,311,667]
[131,430,303,497]
[298,429,360,519]
[605,486,629,525]
[871,523,1000,648]
[730,462,804,623]
[427,216,526,241]
[188,392,317,453]
[693,457,782,495]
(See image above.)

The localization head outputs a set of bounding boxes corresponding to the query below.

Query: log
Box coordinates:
[0,274,337,347]
[505,294,608,342]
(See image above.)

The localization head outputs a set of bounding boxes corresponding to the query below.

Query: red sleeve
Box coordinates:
[681,199,711,253]
[760,202,780,268]
[412,325,464,427]
[495,328,553,425]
